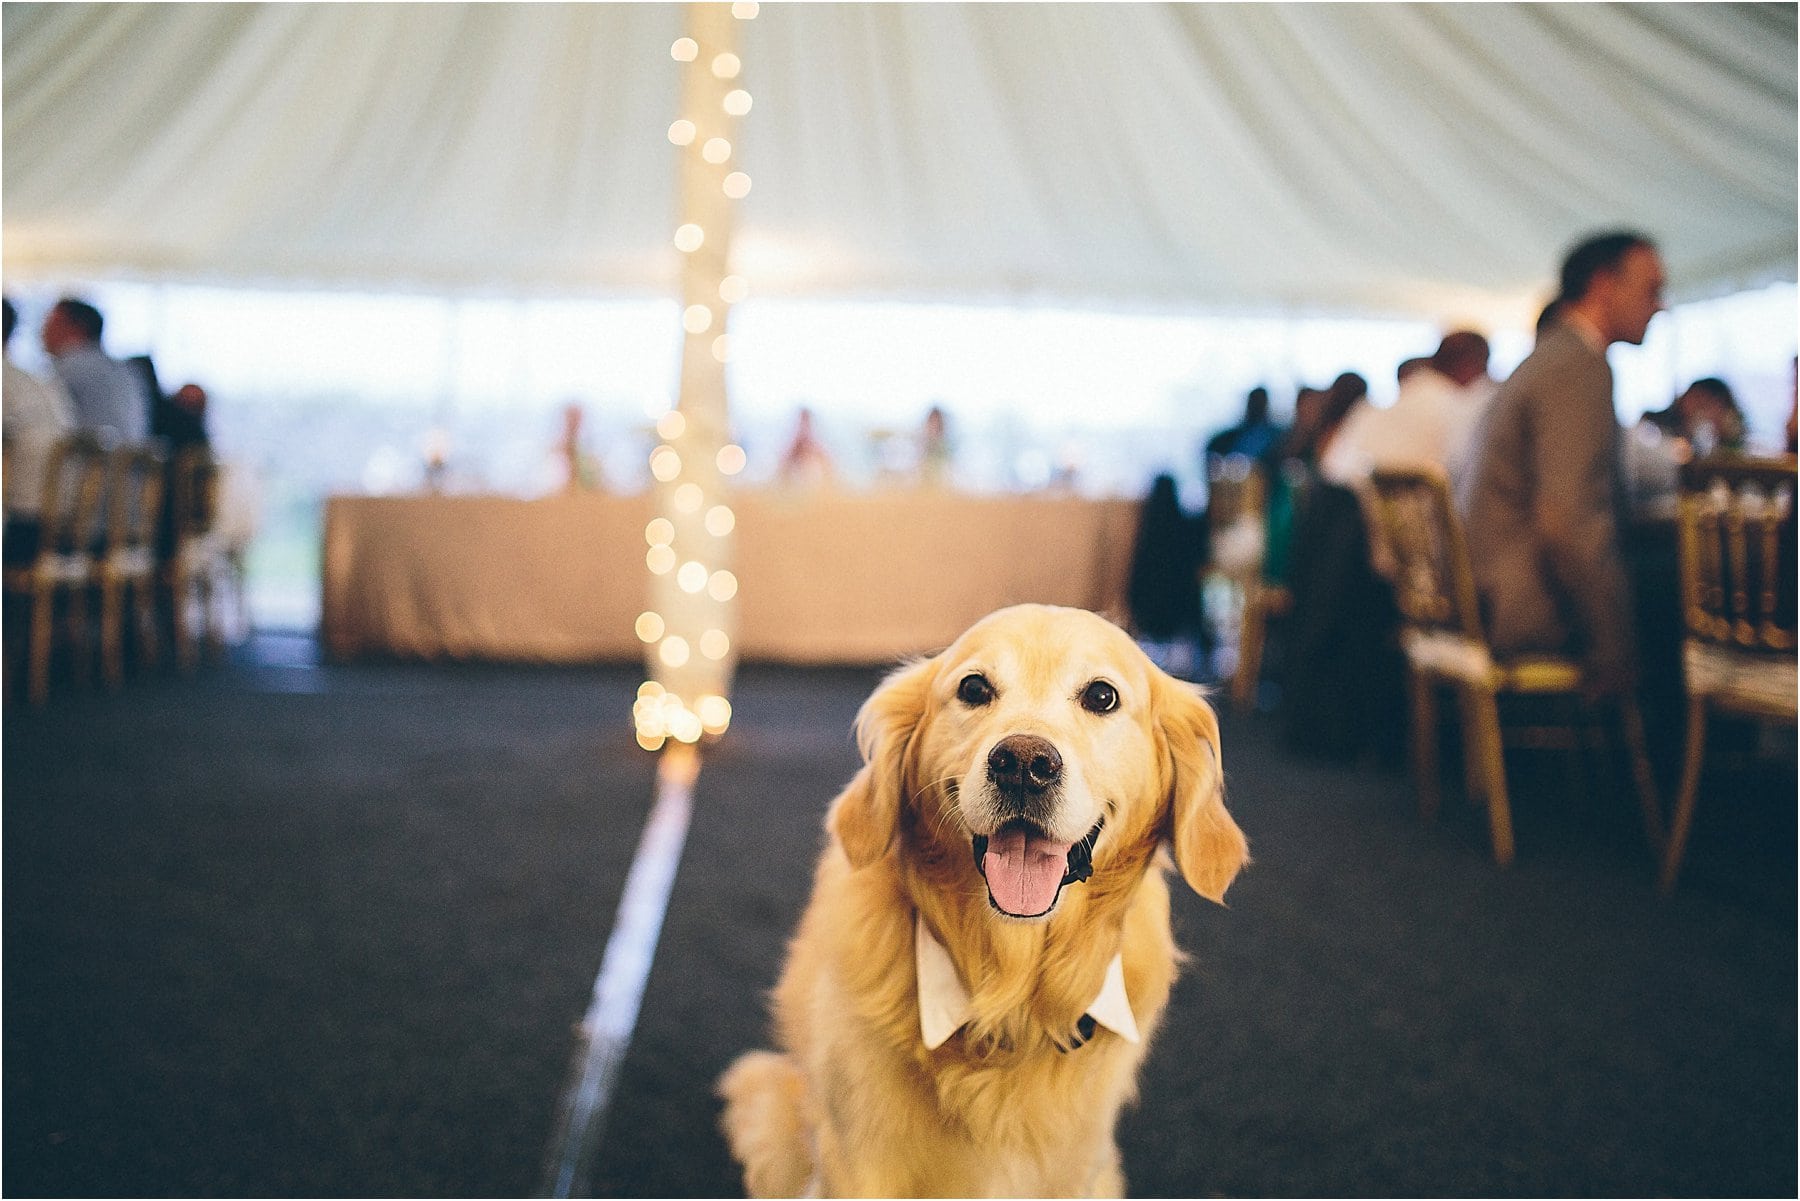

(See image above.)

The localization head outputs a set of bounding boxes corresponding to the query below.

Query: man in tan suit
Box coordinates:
[1457,232,1666,697]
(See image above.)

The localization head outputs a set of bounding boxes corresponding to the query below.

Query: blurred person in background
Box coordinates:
[1322,331,1494,485]
[556,402,603,491]
[1459,230,1665,700]
[777,406,836,490]
[1626,377,1747,513]
[1262,373,1364,590]
[3,296,74,565]
[918,404,955,487]
[1203,385,1285,466]
[1638,377,1746,459]
[1126,473,1209,677]
[41,297,148,443]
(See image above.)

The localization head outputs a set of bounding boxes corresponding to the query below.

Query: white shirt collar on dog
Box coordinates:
[915,912,1141,1050]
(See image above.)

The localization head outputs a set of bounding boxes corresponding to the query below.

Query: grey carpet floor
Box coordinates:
[4,640,1794,1197]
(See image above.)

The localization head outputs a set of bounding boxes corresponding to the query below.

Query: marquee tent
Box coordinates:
[3,2,1795,326]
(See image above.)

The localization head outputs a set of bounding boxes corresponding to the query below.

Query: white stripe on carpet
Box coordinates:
[540,746,699,1197]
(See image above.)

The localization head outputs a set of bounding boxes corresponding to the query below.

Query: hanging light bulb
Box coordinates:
[723,172,751,199]
[649,446,682,481]
[671,37,698,61]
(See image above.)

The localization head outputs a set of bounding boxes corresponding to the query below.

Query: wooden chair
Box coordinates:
[97,443,166,689]
[3,433,110,704]
[1366,467,1664,867]
[1204,454,1290,709]
[1659,455,1797,893]
[164,445,231,670]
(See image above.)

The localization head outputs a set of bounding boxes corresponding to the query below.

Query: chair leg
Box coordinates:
[1616,697,1665,858]
[173,572,197,672]
[1454,686,1486,810]
[1232,582,1263,711]
[1659,696,1709,894]
[1409,670,1441,823]
[1465,687,1516,867]
[67,583,92,688]
[101,576,125,691]
[203,571,225,661]
[28,580,55,706]
[133,577,159,671]
[232,554,251,641]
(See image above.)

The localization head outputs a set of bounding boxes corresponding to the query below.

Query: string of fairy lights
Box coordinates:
[634,2,758,753]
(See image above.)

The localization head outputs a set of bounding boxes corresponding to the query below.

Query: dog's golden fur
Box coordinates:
[718,605,1247,1197]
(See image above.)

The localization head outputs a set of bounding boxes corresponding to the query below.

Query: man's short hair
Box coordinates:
[53,297,105,343]
[2,297,16,344]
[1436,330,1489,368]
[1559,231,1656,303]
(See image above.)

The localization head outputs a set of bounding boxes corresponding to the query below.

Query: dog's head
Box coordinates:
[829,604,1247,920]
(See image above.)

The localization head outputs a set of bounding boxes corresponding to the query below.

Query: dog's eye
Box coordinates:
[957,673,995,707]
[1080,680,1119,714]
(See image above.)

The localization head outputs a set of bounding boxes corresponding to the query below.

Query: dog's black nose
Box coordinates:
[987,735,1062,799]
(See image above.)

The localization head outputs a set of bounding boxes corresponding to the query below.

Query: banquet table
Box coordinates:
[320,489,1140,664]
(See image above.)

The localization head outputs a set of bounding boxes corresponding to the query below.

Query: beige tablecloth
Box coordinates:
[321,490,1140,664]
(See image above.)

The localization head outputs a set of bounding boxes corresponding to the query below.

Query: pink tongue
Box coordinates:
[982,826,1075,916]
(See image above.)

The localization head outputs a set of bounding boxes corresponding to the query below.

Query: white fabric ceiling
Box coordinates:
[3,2,1795,325]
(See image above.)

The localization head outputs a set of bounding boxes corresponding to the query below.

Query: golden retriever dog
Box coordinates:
[718,604,1247,1197]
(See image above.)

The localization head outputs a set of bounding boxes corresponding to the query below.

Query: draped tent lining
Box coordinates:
[3,2,1794,325]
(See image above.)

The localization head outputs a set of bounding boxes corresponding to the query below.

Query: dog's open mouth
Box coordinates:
[971,817,1104,918]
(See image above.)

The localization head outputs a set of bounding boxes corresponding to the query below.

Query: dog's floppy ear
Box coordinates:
[1157,677,1248,904]
[828,656,935,868]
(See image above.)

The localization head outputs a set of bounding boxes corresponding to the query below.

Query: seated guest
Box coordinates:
[1263,374,1364,588]
[1125,474,1209,677]
[917,404,955,487]
[1322,331,1495,485]
[1280,473,1405,764]
[777,406,835,489]
[3,297,74,565]
[153,383,214,563]
[1626,377,1747,514]
[556,402,602,491]
[41,297,149,443]
[1203,385,1286,466]
[1458,231,1665,698]
[1639,377,1746,458]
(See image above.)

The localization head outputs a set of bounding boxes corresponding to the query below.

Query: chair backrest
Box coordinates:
[1365,467,1483,642]
[171,445,220,544]
[1205,453,1268,535]
[36,433,111,558]
[106,443,167,556]
[1677,455,1796,656]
